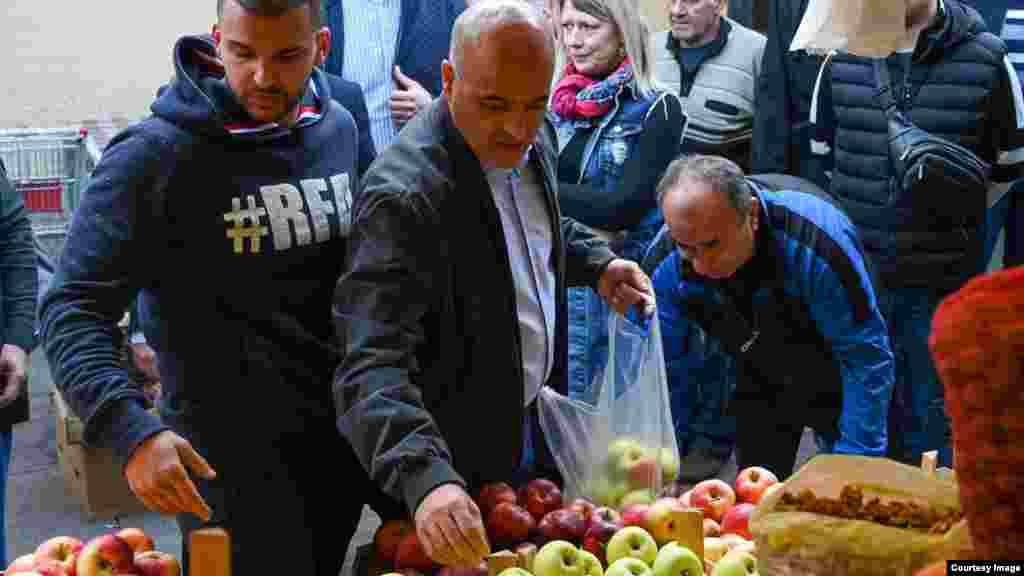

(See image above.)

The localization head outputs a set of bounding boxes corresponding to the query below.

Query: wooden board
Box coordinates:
[190,528,231,576]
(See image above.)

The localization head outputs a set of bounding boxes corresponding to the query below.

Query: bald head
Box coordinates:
[450,0,554,78]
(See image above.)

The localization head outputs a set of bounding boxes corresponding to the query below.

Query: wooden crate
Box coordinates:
[51,383,150,520]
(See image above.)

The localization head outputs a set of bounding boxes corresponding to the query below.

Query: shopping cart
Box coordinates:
[0,127,97,244]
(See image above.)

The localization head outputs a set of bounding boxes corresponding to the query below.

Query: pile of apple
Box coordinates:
[583,439,680,510]
[5,528,179,576]
[496,529,757,576]
[373,478,595,575]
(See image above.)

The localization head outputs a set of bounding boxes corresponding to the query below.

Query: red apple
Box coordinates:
[644,497,695,545]
[627,455,659,490]
[703,518,721,537]
[734,466,779,505]
[721,502,756,540]
[76,534,135,576]
[477,482,518,518]
[536,508,587,545]
[394,531,434,572]
[23,559,68,576]
[114,528,154,556]
[620,503,650,528]
[35,536,84,575]
[581,507,624,564]
[133,551,180,576]
[487,501,536,546]
[374,519,415,562]
[569,497,597,528]
[588,506,622,528]
[8,554,40,574]
[690,479,736,524]
[518,478,562,522]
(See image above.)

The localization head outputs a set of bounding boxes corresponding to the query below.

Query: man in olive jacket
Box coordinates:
[0,159,38,567]
[334,0,655,569]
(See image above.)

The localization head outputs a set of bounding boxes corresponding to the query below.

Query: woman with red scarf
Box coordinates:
[546,0,685,401]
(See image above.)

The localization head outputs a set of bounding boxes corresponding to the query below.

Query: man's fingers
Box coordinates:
[437,512,476,566]
[452,503,490,561]
[178,441,217,480]
[389,100,419,114]
[172,472,213,522]
[423,522,456,566]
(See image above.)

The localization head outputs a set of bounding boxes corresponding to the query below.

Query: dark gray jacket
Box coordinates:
[0,159,39,429]
[333,97,617,516]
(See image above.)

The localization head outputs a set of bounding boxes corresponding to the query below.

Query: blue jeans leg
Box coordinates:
[567,287,610,404]
[0,429,11,568]
[883,288,952,467]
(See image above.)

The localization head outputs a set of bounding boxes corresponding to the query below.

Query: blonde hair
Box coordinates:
[554,0,659,99]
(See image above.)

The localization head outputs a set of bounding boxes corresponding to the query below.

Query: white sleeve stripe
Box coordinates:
[811,140,831,155]
[1007,9,1024,20]
[999,147,1024,165]
[809,51,835,126]
[1003,55,1024,129]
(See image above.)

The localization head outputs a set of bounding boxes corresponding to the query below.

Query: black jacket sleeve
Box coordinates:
[39,130,170,469]
[0,160,38,355]
[751,0,798,173]
[558,94,684,231]
[333,180,465,517]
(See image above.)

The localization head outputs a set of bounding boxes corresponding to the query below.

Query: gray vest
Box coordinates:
[650,20,765,157]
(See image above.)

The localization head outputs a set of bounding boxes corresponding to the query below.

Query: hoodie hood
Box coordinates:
[151,34,331,142]
[915,0,989,62]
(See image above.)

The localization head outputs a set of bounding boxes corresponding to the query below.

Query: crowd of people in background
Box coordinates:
[1,0,1017,572]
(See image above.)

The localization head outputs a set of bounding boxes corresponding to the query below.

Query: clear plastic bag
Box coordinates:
[538,309,679,508]
[789,0,907,57]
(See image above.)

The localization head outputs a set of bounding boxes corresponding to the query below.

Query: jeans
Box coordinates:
[880,287,953,467]
[0,429,11,568]
[567,287,611,404]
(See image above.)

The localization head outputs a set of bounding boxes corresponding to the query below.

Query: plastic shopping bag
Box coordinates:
[538,309,679,508]
[790,0,907,57]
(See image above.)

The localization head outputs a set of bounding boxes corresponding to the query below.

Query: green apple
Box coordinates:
[577,549,605,576]
[535,540,586,576]
[586,475,614,506]
[620,489,655,508]
[710,549,757,576]
[606,558,654,576]
[607,438,649,481]
[587,475,629,508]
[652,542,704,576]
[606,526,658,566]
[659,448,680,483]
[498,569,534,576]
[703,537,730,564]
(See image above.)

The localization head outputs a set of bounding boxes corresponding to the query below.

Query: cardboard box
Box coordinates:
[51,383,150,520]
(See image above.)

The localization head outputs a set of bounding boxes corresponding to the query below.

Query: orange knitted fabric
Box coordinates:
[929,266,1024,559]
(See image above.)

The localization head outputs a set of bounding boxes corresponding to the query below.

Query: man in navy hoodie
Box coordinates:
[39,0,393,573]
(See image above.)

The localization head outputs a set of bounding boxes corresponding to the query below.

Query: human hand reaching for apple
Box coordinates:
[125,430,217,521]
[415,483,491,568]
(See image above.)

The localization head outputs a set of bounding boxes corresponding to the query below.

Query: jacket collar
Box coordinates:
[667,17,732,70]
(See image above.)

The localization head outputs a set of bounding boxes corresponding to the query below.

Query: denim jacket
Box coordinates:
[549,85,669,399]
